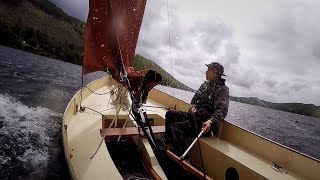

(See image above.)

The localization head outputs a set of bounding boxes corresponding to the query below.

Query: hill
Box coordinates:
[133,54,195,92]
[230,97,320,118]
[0,0,85,64]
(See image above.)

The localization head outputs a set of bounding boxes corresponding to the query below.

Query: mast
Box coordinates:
[82,0,162,150]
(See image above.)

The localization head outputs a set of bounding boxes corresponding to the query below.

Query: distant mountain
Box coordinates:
[230,96,320,118]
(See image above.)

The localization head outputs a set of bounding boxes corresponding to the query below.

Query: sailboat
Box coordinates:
[62,0,320,179]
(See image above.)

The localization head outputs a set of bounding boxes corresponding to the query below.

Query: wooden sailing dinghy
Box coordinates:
[62,0,320,179]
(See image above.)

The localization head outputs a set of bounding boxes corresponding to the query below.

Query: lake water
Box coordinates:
[0,45,319,179]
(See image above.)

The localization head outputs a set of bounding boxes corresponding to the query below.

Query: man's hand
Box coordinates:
[188,107,197,116]
[202,120,212,133]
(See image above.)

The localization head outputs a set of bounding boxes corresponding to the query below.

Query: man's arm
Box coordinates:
[191,82,207,106]
[210,86,229,129]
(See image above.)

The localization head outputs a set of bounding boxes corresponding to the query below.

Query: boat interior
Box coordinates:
[63,76,320,180]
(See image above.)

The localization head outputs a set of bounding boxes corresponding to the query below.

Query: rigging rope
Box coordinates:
[90,85,124,159]
[83,85,117,95]
[166,0,173,71]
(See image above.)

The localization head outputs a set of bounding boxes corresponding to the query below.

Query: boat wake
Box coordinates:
[0,94,62,179]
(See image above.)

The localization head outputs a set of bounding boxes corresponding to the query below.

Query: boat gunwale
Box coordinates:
[62,76,113,179]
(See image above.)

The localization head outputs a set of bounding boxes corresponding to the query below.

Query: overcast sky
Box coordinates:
[50,0,320,105]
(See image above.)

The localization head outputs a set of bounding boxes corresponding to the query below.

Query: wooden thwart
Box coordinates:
[100,126,165,136]
[166,150,214,180]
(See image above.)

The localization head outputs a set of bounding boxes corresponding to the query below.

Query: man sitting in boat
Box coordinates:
[165,62,230,155]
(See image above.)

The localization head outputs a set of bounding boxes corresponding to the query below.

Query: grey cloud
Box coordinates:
[137,37,160,49]
[138,1,237,90]
[263,79,277,88]
[248,78,320,104]
[234,0,320,105]
[274,80,307,93]
[230,76,257,89]
[253,1,320,66]
[142,0,166,31]
[221,43,240,67]
[137,0,172,52]
[271,81,299,96]
[290,83,308,92]
[228,65,261,89]
[313,42,320,59]
[255,17,297,52]
[191,20,232,53]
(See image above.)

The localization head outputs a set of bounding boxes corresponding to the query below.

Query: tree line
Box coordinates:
[0,20,83,65]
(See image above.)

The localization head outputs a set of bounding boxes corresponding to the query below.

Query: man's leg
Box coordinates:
[165,110,188,143]
[167,120,196,156]
[165,110,187,126]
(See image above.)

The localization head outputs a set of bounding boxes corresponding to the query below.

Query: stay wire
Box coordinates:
[166,0,172,70]
[78,75,117,111]
[166,0,176,99]
[80,77,84,108]
[82,106,110,121]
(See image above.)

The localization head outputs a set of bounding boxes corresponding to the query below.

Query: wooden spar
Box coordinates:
[166,150,214,180]
[100,126,165,136]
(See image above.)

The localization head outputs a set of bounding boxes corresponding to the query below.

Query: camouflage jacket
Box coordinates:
[191,78,229,131]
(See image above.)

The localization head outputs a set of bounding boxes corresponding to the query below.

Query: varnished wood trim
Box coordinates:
[166,150,214,180]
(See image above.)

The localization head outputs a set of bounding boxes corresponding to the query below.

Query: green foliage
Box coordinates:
[0,21,22,47]
[27,0,85,38]
[0,0,23,5]
[0,20,83,65]
[0,0,86,64]
[28,0,69,20]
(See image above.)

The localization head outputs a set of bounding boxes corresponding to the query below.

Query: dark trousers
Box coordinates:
[165,110,203,156]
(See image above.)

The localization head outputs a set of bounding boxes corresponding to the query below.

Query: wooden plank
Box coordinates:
[166,150,214,180]
[100,126,165,136]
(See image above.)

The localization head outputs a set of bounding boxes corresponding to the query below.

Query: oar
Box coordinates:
[179,129,204,160]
